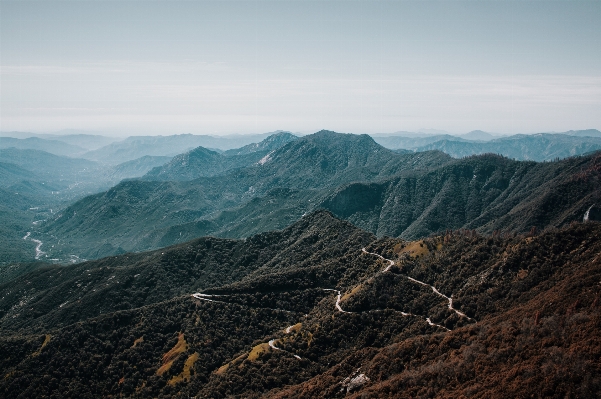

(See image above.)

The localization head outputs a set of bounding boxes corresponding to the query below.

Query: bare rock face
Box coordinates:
[340,369,371,393]
[347,374,370,393]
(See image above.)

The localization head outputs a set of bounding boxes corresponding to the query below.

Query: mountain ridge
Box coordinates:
[1,212,599,398]
[40,140,600,260]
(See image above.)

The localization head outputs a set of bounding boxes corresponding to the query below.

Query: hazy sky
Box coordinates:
[1,0,600,135]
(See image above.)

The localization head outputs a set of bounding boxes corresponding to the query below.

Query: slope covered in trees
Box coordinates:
[142,132,298,181]
[41,131,600,261]
[323,151,601,239]
[1,211,599,398]
[373,130,601,161]
[40,131,452,259]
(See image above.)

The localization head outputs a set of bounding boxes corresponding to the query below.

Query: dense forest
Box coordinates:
[1,211,599,398]
[37,133,601,261]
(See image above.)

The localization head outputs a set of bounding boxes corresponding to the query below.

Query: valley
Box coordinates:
[0,129,600,398]
[1,211,599,398]
[31,131,601,262]
[3,1,600,396]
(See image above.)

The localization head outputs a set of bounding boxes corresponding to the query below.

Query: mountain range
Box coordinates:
[1,211,599,397]
[4,129,600,164]
[80,131,296,164]
[373,130,601,161]
[39,132,453,259]
[143,132,298,181]
[1,127,601,398]
[38,131,600,262]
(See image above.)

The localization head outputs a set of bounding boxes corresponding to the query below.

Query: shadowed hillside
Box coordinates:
[1,211,599,398]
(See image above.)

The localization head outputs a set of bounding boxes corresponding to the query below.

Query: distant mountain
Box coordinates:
[107,155,172,181]
[372,134,467,150]
[563,128,601,138]
[42,133,120,150]
[0,136,88,157]
[460,130,498,141]
[0,148,102,183]
[1,211,600,397]
[41,131,452,258]
[373,131,601,161]
[222,131,298,156]
[1,131,121,151]
[40,131,601,261]
[143,133,298,181]
[416,133,601,161]
[82,131,296,164]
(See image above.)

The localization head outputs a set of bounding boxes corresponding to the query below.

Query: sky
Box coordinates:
[1,0,600,136]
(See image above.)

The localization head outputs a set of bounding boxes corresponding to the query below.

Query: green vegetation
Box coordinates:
[40,132,601,261]
[1,130,601,397]
[374,130,601,161]
[1,211,599,398]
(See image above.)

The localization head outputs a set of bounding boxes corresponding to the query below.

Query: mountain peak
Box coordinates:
[223,132,297,157]
[304,130,378,146]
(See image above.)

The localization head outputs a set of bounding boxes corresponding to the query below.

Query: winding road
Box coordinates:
[268,339,302,360]
[322,289,351,313]
[362,248,472,321]
[191,245,475,364]
[23,232,45,260]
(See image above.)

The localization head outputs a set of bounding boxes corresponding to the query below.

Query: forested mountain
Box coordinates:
[323,152,601,239]
[39,131,453,259]
[0,187,39,265]
[1,211,599,398]
[415,133,601,161]
[143,132,297,181]
[373,130,601,161]
[0,136,88,157]
[81,131,295,164]
[40,131,600,261]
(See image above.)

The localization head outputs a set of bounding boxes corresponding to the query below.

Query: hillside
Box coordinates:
[107,156,173,182]
[415,133,601,161]
[143,132,297,181]
[322,151,601,239]
[82,132,295,165]
[40,131,452,259]
[0,188,38,264]
[222,131,298,156]
[1,212,599,397]
[41,133,600,261]
[373,131,601,161]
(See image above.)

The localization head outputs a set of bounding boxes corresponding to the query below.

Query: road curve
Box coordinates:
[363,247,473,321]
